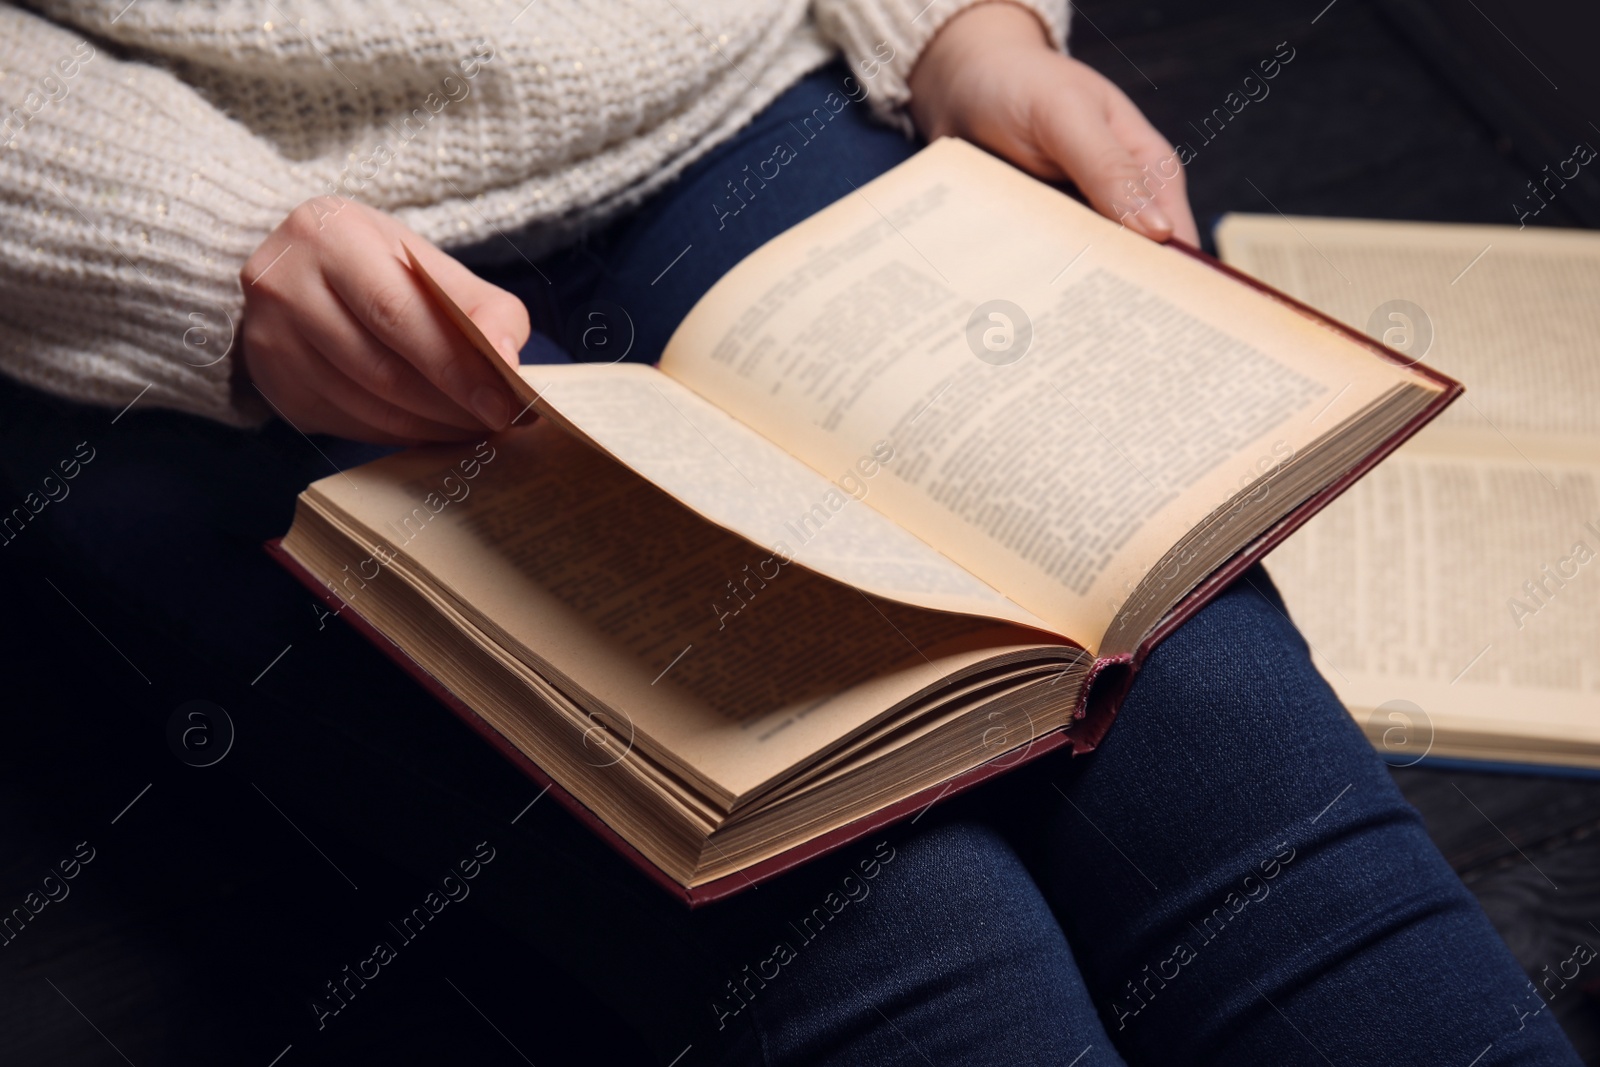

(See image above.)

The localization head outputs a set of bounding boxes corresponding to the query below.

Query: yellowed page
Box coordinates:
[656,138,1425,649]
[305,422,1070,804]
[523,362,1047,630]
[1264,426,1600,765]
[1219,213,1600,765]
[1216,214,1600,436]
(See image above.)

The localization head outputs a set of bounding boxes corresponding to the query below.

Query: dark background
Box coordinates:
[3,0,1598,1062]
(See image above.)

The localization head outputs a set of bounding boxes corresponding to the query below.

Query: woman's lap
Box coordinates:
[0,63,1578,1065]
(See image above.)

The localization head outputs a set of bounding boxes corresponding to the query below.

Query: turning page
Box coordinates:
[526,362,1049,631]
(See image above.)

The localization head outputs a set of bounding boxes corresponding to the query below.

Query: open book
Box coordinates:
[274,139,1456,903]
[1218,214,1600,772]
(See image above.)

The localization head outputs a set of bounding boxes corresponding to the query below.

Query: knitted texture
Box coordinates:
[1,0,1066,426]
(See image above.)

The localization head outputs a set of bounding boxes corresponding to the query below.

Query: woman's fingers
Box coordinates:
[294,338,486,443]
[1032,83,1175,241]
[245,309,482,444]
[241,198,537,445]
[293,278,486,431]
[905,9,1200,246]
[320,231,518,431]
[404,236,532,368]
[1102,85,1201,246]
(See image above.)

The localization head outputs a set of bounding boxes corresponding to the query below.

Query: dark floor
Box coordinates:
[3,0,1598,1063]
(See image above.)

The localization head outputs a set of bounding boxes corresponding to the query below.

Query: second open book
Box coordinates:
[277,139,1457,903]
[1219,212,1600,770]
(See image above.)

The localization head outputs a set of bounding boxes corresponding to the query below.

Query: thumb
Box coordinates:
[1034,100,1174,241]
[403,237,532,368]
[462,278,533,368]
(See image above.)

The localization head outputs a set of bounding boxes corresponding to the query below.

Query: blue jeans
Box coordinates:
[0,64,1578,1066]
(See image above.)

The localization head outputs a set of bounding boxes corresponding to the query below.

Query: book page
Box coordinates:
[303,422,1071,803]
[1219,214,1600,762]
[1216,214,1600,436]
[1263,427,1600,758]
[524,362,1048,631]
[655,138,1429,649]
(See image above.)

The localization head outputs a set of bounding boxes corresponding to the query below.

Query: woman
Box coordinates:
[0,1,1579,1062]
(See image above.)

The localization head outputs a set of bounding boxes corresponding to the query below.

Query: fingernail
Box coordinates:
[1142,206,1174,237]
[497,337,521,366]
[471,385,510,430]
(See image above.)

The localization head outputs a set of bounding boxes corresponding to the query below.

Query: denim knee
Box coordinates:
[1111,566,1383,777]
[711,817,1117,1066]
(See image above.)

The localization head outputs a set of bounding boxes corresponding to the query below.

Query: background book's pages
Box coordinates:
[1218,213,1600,772]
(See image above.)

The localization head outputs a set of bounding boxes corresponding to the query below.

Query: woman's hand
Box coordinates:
[240,199,531,444]
[907,2,1199,245]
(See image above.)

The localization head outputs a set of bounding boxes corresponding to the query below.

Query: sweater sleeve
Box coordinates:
[0,4,311,427]
[811,0,1070,130]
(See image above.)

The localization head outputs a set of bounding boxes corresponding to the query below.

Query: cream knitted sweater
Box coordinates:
[0,0,1066,426]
